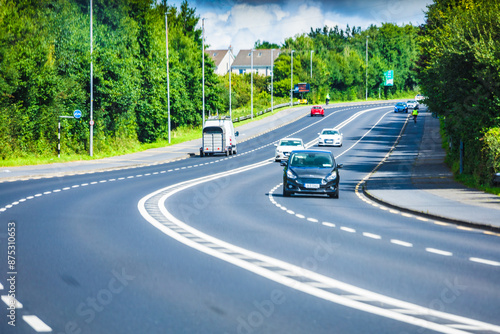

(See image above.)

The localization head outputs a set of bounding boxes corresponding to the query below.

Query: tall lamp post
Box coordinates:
[251,49,254,119]
[202,18,205,124]
[229,46,232,119]
[271,49,274,114]
[165,11,171,144]
[290,50,295,107]
[89,0,93,156]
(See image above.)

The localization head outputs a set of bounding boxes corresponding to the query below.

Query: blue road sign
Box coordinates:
[73,109,82,119]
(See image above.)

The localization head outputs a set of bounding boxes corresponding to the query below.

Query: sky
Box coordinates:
[168,0,434,53]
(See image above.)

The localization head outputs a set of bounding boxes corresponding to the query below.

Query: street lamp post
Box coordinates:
[202,18,205,124]
[271,49,274,114]
[89,0,93,156]
[290,50,295,107]
[251,49,254,119]
[165,12,171,144]
[229,46,232,119]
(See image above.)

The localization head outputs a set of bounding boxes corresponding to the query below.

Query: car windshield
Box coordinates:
[407,100,416,103]
[280,140,303,146]
[290,152,333,168]
[396,102,405,106]
[313,106,321,109]
[322,130,339,135]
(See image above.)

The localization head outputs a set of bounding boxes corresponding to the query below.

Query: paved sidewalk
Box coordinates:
[364,110,500,230]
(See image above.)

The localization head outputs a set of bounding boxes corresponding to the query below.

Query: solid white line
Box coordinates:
[469,257,500,266]
[426,248,453,256]
[391,239,413,247]
[23,315,52,332]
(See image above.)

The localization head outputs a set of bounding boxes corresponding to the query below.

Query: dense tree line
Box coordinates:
[416,0,500,185]
[1,0,422,160]
[268,22,420,103]
[0,0,221,159]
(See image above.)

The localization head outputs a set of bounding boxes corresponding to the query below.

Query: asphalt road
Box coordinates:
[0,103,499,334]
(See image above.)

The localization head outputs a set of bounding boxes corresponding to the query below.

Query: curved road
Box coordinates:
[1,103,499,333]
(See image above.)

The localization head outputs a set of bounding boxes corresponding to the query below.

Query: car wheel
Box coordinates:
[329,189,339,199]
[283,187,292,197]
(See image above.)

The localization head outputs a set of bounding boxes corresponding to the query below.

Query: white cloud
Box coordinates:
[173,0,432,54]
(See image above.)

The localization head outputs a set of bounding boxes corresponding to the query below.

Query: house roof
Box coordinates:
[232,49,282,68]
[205,49,231,67]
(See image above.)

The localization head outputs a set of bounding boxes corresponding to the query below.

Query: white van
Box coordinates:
[200,116,239,157]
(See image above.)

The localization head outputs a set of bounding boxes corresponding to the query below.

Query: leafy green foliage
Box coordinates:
[416,0,500,185]
[0,0,221,159]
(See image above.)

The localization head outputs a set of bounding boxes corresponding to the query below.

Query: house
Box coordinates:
[231,49,281,76]
[205,49,235,76]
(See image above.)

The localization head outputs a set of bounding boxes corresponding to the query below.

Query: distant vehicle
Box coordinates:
[274,138,305,162]
[281,150,343,198]
[415,94,425,101]
[200,116,238,157]
[407,100,419,109]
[310,105,324,117]
[318,128,343,147]
[394,102,408,113]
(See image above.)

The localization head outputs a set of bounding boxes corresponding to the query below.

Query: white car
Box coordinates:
[407,100,419,109]
[274,138,305,161]
[318,128,343,147]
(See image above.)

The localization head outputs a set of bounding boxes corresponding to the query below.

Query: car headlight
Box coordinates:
[286,169,297,180]
[324,171,337,183]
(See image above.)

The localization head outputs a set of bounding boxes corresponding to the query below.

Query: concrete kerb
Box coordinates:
[359,113,500,233]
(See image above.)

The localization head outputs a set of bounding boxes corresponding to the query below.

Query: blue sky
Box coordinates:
[168,0,433,52]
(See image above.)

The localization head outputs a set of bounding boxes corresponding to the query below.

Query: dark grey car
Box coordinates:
[281,150,343,198]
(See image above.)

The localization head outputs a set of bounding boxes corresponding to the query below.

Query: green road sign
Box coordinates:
[384,70,394,86]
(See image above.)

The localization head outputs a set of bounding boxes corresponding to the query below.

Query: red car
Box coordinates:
[311,105,324,117]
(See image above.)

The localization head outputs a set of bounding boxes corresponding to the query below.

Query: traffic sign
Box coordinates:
[384,70,394,86]
[73,109,82,119]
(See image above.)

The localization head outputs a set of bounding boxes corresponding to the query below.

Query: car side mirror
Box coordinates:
[280,161,287,167]
[274,143,278,147]
[337,164,343,169]
[235,131,239,137]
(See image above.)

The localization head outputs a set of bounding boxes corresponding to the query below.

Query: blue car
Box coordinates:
[394,102,408,113]
[281,150,343,198]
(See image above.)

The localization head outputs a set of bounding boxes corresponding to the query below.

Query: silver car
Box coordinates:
[275,138,305,161]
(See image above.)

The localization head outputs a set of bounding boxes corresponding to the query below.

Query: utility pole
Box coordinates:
[166,11,171,144]
[290,50,295,107]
